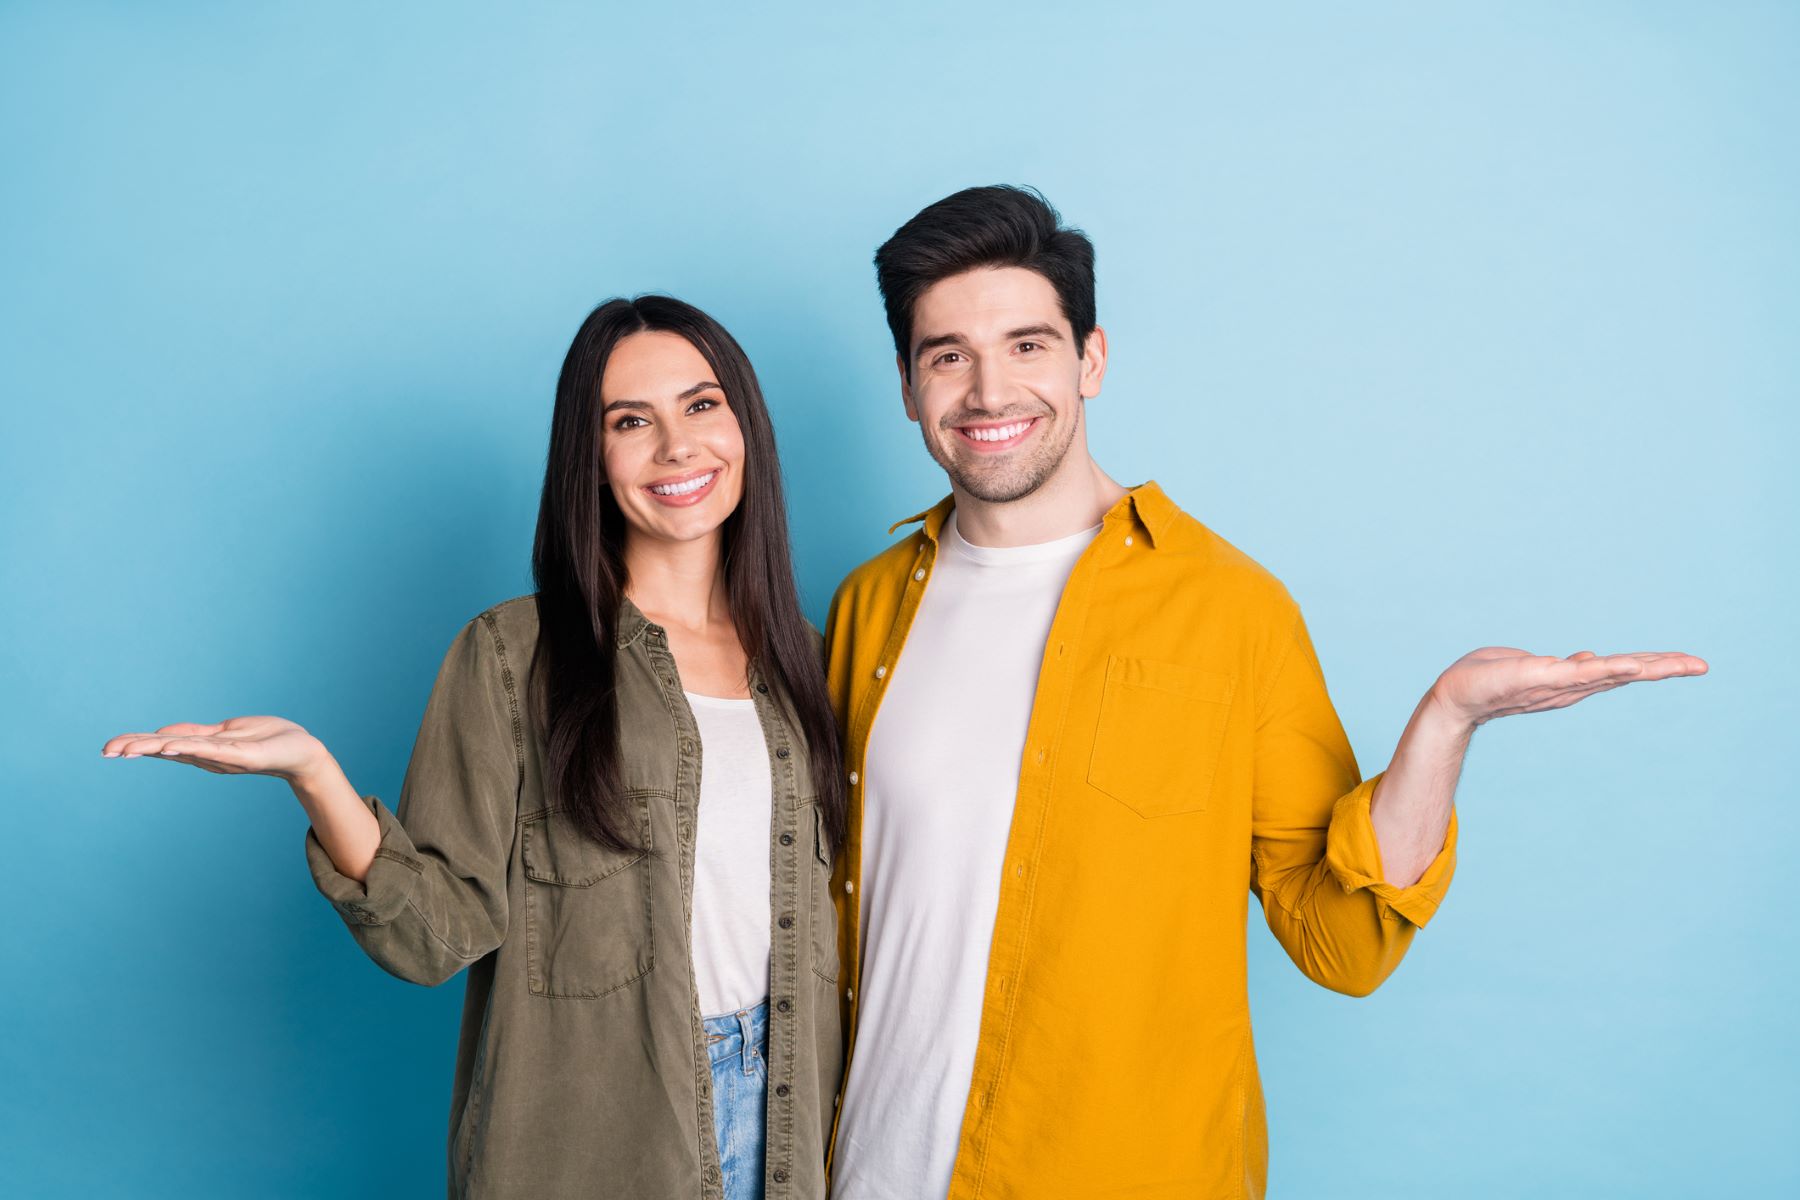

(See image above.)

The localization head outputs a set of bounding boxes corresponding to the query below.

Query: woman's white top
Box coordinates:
[685,691,774,1016]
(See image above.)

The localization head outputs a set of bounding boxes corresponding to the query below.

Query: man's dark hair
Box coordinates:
[874,185,1096,376]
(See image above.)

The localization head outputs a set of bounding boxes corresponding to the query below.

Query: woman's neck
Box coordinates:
[621,530,732,635]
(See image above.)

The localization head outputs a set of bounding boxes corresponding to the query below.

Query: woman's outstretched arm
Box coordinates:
[103,614,520,987]
[102,717,381,879]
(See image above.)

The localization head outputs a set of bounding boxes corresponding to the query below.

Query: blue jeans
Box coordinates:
[704,1000,769,1200]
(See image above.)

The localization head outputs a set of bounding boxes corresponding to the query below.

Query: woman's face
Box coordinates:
[599,330,748,547]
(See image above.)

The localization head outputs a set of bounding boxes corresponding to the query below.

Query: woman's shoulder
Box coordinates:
[466,594,541,666]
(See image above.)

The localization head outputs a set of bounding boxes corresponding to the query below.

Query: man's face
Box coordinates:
[901,266,1106,503]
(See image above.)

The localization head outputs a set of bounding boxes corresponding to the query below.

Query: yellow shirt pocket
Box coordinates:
[1088,655,1235,818]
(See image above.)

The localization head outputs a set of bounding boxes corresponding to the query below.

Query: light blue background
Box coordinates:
[3,2,1793,1196]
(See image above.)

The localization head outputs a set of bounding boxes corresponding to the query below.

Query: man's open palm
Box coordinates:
[1433,648,1708,727]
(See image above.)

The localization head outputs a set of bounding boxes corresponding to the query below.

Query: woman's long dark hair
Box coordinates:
[530,295,844,855]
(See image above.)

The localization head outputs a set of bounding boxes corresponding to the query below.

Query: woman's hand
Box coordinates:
[102,716,329,782]
[103,717,381,881]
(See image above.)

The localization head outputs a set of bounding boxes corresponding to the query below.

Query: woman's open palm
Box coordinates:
[101,716,323,780]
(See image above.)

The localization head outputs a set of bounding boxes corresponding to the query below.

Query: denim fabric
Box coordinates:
[704,999,770,1200]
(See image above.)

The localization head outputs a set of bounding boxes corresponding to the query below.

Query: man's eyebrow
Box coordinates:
[912,332,968,360]
[601,381,722,414]
[913,326,1065,361]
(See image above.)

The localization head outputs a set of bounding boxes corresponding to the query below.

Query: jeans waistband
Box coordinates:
[702,999,769,1075]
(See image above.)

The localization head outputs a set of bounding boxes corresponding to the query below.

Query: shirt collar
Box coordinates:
[615,595,651,648]
[889,480,1173,550]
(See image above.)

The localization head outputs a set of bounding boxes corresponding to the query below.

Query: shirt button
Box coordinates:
[776,1083,790,1098]
[780,832,795,846]
[1035,749,1045,764]
[848,771,859,786]
[843,881,854,895]
[776,746,791,759]
[845,987,854,1001]
[776,998,792,1013]
[680,738,696,754]
[1125,535,1134,547]
[756,682,769,694]
[913,569,925,581]
[778,915,794,929]
[874,665,887,679]
[773,1169,790,1183]
[707,1166,719,1182]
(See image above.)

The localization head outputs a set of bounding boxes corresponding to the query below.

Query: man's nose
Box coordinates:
[967,363,1009,413]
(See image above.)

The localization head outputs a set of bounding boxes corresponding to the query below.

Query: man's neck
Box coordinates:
[951,454,1128,548]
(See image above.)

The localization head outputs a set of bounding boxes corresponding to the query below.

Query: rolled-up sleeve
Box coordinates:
[1250,608,1457,997]
[304,613,520,987]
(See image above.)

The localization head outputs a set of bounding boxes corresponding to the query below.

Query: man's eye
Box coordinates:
[935,352,964,366]
[1017,342,1040,353]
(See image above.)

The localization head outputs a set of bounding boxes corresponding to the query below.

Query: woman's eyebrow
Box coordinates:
[602,381,722,414]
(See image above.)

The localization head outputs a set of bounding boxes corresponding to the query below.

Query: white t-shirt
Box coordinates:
[686,692,773,1017]
[830,513,1100,1200]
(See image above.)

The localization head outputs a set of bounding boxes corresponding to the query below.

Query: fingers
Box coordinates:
[1601,651,1709,679]
[102,733,245,766]
[1553,651,1707,687]
[102,732,170,757]
[103,723,220,757]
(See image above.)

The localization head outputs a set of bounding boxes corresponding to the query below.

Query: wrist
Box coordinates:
[283,735,338,793]
[1421,683,1480,739]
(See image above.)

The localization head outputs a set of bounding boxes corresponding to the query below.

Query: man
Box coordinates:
[820,185,1705,1199]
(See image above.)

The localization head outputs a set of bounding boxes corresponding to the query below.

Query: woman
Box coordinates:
[102,296,847,1200]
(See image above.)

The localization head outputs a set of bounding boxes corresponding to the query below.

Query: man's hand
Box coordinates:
[1430,648,1709,727]
[1369,647,1707,888]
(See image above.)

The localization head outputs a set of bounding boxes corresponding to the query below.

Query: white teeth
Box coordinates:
[649,471,716,496]
[965,421,1032,443]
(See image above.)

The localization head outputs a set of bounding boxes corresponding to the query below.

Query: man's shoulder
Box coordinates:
[829,529,926,622]
[1148,492,1300,622]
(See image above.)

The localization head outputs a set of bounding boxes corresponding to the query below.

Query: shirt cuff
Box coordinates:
[1324,772,1458,928]
[303,795,425,927]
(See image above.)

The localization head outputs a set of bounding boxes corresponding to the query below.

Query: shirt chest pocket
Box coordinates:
[1087,656,1236,818]
[521,800,656,998]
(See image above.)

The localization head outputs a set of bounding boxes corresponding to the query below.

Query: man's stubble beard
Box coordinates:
[923,403,1083,505]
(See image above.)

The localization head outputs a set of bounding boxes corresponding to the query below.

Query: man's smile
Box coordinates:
[952,417,1041,453]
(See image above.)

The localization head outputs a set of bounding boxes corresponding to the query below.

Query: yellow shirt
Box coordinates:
[823,481,1458,1199]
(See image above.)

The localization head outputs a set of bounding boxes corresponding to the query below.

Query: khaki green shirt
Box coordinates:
[307,595,843,1199]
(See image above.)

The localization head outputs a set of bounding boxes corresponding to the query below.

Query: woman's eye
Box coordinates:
[613,415,647,431]
[688,397,719,414]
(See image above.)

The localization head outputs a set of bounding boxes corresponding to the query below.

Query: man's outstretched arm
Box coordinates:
[1371,647,1709,887]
